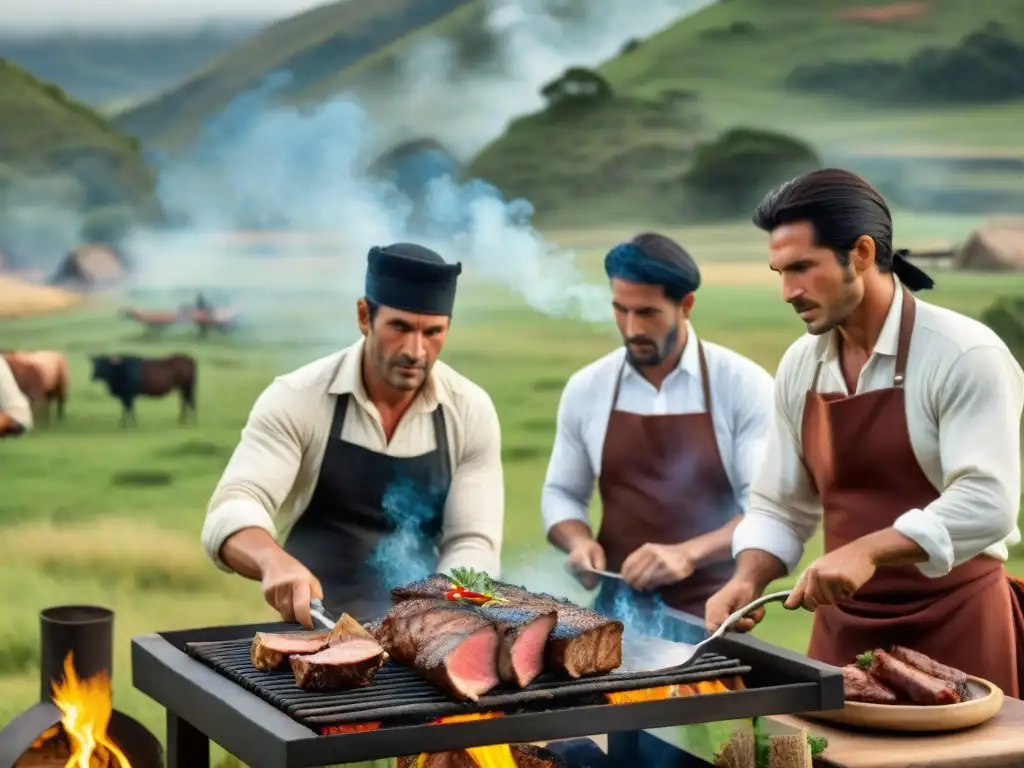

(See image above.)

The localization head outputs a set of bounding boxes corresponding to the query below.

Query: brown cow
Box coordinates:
[0,349,69,425]
[90,353,197,427]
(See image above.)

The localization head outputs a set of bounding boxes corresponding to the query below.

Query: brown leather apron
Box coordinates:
[596,341,737,617]
[802,287,1024,698]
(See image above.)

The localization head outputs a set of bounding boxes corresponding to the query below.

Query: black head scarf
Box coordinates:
[365,243,462,315]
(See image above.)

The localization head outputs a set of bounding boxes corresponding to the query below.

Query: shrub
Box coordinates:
[682,128,821,218]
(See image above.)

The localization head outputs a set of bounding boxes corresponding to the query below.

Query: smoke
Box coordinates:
[123,71,613,358]
[366,0,717,157]
[368,477,447,590]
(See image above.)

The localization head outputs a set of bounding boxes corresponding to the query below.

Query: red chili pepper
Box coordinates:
[445,587,491,603]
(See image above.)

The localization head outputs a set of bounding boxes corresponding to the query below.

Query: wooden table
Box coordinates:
[772,697,1024,767]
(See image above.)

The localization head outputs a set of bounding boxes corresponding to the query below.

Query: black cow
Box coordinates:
[90,354,197,427]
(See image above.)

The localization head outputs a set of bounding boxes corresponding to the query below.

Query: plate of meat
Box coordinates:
[807,646,1003,732]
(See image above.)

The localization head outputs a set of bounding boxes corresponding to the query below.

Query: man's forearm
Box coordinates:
[547,520,594,553]
[219,527,288,580]
[681,515,742,567]
[859,527,928,567]
[733,549,788,594]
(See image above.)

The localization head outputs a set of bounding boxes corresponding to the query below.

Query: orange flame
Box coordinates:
[417,712,518,768]
[51,651,132,768]
[604,677,741,705]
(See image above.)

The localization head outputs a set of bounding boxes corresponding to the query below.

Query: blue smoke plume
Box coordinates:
[368,476,447,590]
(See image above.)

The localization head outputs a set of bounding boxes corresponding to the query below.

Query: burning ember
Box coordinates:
[50,651,132,768]
[409,713,517,767]
[604,677,740,705]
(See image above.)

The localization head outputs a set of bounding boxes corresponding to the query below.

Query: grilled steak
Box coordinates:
[377,598,501,701]
[842,665,899,704]
[868,650,961,705]
[396,745,567,768]
[393,575,624,679]
[889,646,971,701]
[250,631,330,671]
[289,638,387,691]
[480,605,558,687]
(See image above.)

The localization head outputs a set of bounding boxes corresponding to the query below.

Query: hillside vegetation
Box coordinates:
[0,59,156,252]
[467,0,1024,225]
[114,0,480,148]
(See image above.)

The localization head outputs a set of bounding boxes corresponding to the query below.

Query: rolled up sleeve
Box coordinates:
[0,357,32,431]
[893,345,1024,577]
[540,374,596,534]
[202,379,308,572]
[437,387,504,577]
[732,347,823,573]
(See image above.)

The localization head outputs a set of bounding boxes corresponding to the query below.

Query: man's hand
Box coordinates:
[260,552,324,628]
[705,578,765,634]
[621,543,695,591]
[784,539,877,612]
[566,540,606,590]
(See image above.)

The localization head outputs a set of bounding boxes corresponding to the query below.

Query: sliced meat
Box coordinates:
[393,576,624,678]
[250,631,329,671]
[868,649,961,705]
[889,646,971,701]
[843,665,899,704]
[377,599,500,701]
[480,605,558,688]
[289,638,387,692]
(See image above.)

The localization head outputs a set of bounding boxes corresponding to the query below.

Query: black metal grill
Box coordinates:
[186,636,751,729]
[132,619,845,768]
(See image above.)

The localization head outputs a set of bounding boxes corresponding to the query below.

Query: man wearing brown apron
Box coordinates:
[542,233,775,641]
[706,169,1024,697]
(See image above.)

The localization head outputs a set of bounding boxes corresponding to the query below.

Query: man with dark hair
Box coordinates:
[706,168,1024,696]
[203,243,504,625]
[542,232,774,634]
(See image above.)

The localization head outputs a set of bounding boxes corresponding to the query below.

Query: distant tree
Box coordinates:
[540,67,613,111]
[683,128,821,217]
[80,204,136,245]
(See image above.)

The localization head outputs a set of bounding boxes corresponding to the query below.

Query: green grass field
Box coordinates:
[2,220,1023,766]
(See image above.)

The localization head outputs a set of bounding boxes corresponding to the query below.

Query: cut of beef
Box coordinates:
[480,605,558,688]
[376,598,501,701]
[250,631,330,671]
[289,638,387,692]
[393,576,624,679]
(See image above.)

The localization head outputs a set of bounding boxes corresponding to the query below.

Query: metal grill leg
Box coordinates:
[166,711,209,768]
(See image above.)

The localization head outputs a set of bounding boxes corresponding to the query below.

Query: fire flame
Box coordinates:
[51,651,132,768]
[604,677,740,705]
[417,712,517,768]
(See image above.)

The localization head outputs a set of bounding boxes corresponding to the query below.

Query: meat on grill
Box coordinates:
[396,744,567,768]
[393,575,624,679]
[889,645,971,701]
[480,605,558,688]
[250,631,330,671]
[867,649,961,706]
[289,638,387,692]
[842,665,900,704]
[376,598,501,701]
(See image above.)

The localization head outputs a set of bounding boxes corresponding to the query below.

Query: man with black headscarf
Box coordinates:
[541,232,775,638]
[202,243,504,626]
[706,168,1024,698]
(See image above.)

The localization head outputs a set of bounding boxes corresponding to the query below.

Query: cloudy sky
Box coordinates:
[1,0,331,31]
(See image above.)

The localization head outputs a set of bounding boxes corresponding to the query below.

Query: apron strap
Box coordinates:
[893,286,916,389]
[431,404,451,479]
[610,355,627,412]
[697,340,712,415]
[330,393,350,438]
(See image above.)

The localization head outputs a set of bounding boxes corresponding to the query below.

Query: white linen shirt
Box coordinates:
[202,338,504,576]
[541,324,776,533]
[733,278,1024,578]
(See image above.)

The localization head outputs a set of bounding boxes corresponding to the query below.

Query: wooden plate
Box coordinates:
[805,677,1003,732]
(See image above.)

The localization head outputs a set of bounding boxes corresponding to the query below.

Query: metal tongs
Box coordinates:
[619,589,793,673]
[309,598,336,630]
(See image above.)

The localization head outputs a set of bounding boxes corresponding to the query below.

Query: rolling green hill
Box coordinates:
[0,59,155,217]
[113,0,486,148]
[468,0,1024,226]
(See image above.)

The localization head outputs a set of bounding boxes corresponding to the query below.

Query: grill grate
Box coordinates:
[186,637,752,729]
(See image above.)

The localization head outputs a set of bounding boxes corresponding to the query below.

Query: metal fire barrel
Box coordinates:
[39,605,113,701]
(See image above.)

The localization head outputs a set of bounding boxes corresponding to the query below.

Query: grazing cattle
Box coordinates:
[90,354,197,427]
[0,349,69,425]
